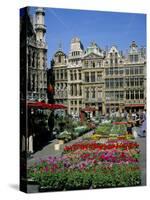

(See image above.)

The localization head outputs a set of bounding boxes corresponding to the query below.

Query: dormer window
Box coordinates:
[129,54,139,63]
[110,59,113,66]
[115,58,118,65]
[129,55,134,62]
[58,55,61,63]
[135,55,139,62]
[93,62,95,68]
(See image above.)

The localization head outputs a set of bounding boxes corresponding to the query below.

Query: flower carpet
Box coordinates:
[28,138,141,191]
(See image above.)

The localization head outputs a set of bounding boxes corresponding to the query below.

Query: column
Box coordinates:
[77,84,79,96]
[96,87,98,101]
[96,71,98,82]
[77,100,79,115]
[67,69,70,81]
[89,72,91,82]
[68,99,71,114]
[29,135,33,153]
[77,69,79,80]
[89,87,91,101]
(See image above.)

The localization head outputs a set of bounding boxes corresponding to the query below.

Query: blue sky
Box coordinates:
[29,7,146,66]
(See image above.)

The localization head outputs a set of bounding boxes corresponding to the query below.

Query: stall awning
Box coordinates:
[125,104,145,107]
[27,101,67,110]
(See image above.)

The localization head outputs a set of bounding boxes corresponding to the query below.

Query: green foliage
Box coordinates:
[91,164,141,188]
[28,164,141,191]
[57,131,72,142]
[65,170,91,190]
[74,126,89,135]
[95,123,112,135]
[110,124,127,135]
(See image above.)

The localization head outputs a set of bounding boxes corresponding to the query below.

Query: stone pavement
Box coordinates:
[27,130,94,168]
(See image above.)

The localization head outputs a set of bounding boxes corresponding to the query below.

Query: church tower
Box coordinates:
[35,7,46,42]
[29,7,48,102]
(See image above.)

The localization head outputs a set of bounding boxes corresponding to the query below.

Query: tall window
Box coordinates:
[126,68,129,75]
[32,74,35,91]
[140,78,143,86]
[91,88,95,98]
[135,78,139,86]
[135,55,139,62]
[85,72,89,82]
[115,79,119,87]
[79,71,81,80]
[110,68,113,75]
[110,79,114,88]
[56,70,59,80]
[70,70,73,80]
[115,68,118,75]
[135,90,139,99]
[140,90,144,99]
[84,61,88,67]
[70,84,73,96]
[74,85,77,96]
[97,72,101,81]
[91,72,95,82]
[120,79,123,87]
[120,69,124,74]
[98,61,101,67]
[74,70,77,80]
[61,69,63,79]
[135,67,139,74]
[93,62,95,68]
[115,58,118,65]
[139,67,144,74]
[79,86,82,96]
[106,79,109,88]
[130,78,134,86]
[131,90,134,99]
[130,55,134,62]
[86,88,89,99]
[120,91,124,100]
[110,59,113,66]
[130,68,134,75]
[58,55,61,63]
[126,91,129,99]
[65,71,67,79]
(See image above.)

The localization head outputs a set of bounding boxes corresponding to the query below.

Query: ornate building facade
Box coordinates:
[26,7,48,102]
[20,7,48,155]
[52,38,146,116]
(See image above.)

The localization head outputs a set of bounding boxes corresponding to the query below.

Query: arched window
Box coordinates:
[58,55,61,63]
[93,62,95,68]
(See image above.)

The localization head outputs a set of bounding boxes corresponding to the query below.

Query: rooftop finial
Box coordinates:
[58,42,62,50]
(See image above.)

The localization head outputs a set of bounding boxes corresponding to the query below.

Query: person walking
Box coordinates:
[127,117,133,135]
[138,110,146,137]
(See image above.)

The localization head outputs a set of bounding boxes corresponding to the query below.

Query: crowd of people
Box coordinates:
[107,109,146,137]
[126,110,146,137]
